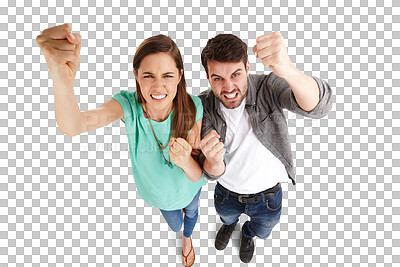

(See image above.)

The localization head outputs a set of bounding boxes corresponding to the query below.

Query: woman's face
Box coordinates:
[134,52,182,114]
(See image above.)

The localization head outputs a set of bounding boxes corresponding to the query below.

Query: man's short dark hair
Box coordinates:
[201,34,248,76]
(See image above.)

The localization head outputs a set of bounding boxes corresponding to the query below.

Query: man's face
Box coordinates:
[207,60,249,109]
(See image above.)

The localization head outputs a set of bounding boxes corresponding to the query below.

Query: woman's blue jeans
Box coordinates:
[160,188,201,238]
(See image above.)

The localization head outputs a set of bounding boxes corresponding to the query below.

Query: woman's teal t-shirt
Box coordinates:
[112,90,206,211]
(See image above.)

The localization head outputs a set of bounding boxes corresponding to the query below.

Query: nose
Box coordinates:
[152,77,164,89]
[223,79,235,93]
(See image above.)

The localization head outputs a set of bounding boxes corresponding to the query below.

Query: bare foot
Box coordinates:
[182,234,195,266]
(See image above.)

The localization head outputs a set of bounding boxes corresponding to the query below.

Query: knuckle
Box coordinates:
[75,32,82,40]
[41,28,48,34]
[62,23,71,32]
[36,34,44,44]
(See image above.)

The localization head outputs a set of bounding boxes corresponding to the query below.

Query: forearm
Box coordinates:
[203,158,225,177]
[283,68,320,112]
[53,85,83,136]
[181,157,204,182]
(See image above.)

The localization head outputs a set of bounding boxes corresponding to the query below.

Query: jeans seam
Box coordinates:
[266,201,282,211]
[265,189,282,211]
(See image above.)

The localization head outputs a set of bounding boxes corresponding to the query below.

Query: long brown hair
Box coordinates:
[133,34,196,140]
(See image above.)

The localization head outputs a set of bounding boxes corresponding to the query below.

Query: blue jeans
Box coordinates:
[160,189,201,238]
[214,183,282,239]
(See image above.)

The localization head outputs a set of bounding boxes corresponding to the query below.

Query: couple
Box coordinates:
[37,24,332,266]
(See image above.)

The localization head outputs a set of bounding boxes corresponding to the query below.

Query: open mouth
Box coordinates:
[223,92,238,100]
[150,94,167,100]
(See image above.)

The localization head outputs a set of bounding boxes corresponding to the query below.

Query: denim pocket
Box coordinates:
[214,185,226,205]
[266,189,282,211]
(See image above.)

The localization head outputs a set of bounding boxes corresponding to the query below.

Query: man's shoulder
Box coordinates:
[198,89,216,112]
[248,72,285,99]
[248,73,273,89]
[198,88,214,101]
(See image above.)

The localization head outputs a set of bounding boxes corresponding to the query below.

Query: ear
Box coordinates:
[176,69,183,84]
[246,60,250,74]
[133,69,137,78]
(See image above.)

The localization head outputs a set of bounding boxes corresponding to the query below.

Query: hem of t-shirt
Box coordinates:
[138,178,206,211]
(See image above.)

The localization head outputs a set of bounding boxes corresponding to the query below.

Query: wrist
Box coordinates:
[204,158,225,176]
[280,65,302,81]
[53,83,74,92]
[208,159,224,170]
[180,156,203,182]
[180,156,195,171]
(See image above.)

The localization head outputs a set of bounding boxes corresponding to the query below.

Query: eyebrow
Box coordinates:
[142,72,175,75]
[210,68,242,78]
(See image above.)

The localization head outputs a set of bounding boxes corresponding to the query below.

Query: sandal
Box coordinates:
[182,237,195,267]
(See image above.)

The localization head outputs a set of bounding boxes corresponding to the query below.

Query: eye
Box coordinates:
[232,73,239,77]
[214,77,221,81]
[164,75,173,78]
[143,75,153,78]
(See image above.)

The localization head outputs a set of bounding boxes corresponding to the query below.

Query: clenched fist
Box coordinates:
[199,130,225,167]
[168,137,193,169]
[36,23,82,89]
[252,31,296,79]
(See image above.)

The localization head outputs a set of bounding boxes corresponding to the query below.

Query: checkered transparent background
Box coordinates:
[0,0,399,266]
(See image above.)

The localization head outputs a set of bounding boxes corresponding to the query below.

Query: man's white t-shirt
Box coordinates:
[218,98,288,194]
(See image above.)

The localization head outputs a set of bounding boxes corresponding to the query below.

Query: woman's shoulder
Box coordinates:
[113,90,137,100]
[112,90,139,107]
[188,93,203,108]
[111,90,140,122]
[187,93,203,122]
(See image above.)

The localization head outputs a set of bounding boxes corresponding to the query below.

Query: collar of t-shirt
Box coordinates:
[219,98,249,153]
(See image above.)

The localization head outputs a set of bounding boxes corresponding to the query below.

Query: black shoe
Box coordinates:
[240,226,255,263]
[215,224,236,250]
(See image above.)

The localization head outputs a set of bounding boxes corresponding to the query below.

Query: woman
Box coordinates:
[36,23,204,267]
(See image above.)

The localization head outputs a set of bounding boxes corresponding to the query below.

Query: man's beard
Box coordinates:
[217,86,248,109]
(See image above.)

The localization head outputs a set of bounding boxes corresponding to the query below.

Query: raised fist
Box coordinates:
[36,23,82,89]
[253,31,296,79]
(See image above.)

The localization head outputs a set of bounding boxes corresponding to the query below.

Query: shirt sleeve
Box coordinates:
[197,92,226,181]
[111,90,134,124]
[268,72,333,119]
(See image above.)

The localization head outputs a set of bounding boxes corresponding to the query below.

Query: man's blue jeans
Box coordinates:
[214,183,282,239]
[160,188,201,238]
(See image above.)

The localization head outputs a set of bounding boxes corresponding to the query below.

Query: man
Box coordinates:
[198,32,332,263]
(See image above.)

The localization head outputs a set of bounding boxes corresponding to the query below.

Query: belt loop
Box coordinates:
[226,190,230,199]
[261,193,266,203]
